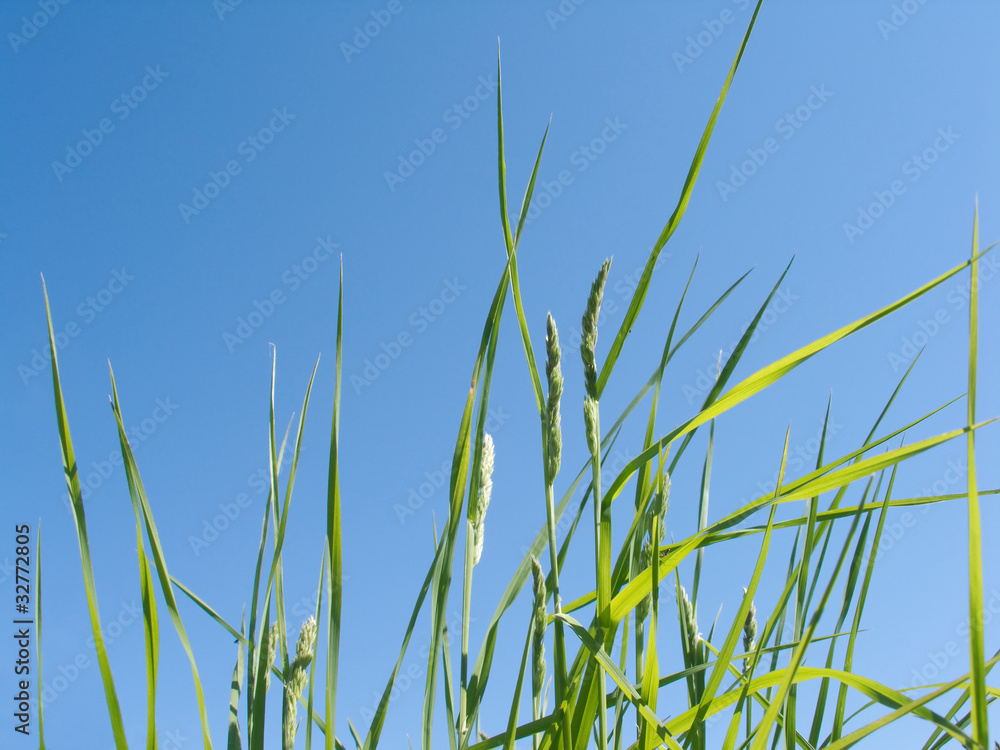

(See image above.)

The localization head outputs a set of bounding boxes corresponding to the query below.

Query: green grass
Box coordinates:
[36,4,999,749]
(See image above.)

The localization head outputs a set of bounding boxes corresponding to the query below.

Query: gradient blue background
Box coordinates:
[2,1,999,747]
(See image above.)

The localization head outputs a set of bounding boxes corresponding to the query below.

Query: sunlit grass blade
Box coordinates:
[109,366,213,749]
[595,0,764,398]
[138,526,159,749]
[964,201,989,747]
[41,277,128,749]
[501,620,534,750]
[556,613,684,750]
[326,257,345,750]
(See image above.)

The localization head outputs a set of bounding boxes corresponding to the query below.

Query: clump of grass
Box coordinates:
[36,2,999,748]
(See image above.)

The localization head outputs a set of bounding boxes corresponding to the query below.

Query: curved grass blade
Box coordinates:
[42,278,128,748]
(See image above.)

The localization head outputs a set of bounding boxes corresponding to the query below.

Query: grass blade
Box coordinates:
[41,277,128,749]
[327,258,345,750]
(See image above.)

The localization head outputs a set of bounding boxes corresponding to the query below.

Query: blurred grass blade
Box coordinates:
[595,0,764,398]
[41,277,128,749]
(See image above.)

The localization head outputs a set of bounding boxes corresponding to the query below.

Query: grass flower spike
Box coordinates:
[581,259,611,401]
[545,313,563,484]
[472,432,495,566]
[283,616,317,749]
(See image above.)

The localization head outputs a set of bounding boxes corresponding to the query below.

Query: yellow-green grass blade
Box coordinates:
[600,245,997,516]
[501,621,534,750]
[327,257,345,750]
[825,673,976,750]
[689,505,778,745]
[250,605,271,750]
[829,466,897,743]
[964,202,989,747]
[306,549,326,750]
[920,648,1000,750]
[442,621,459,750]
[35,522,45,750]
[109,367,213,749]
[638,472,666,750]
[467,716,558,750]
[228,615,245,750]
[139,532,159,749]
[749,496,865,750]
[556,614,684,750]
[595,0,764,399]
[663,667,971,745]
[41,278,128,748]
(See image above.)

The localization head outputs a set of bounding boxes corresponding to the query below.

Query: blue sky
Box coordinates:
[2,1,1000,747]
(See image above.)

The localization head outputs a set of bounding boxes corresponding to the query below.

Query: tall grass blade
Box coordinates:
[228,615,245,750]
[306,550,326,750]
[595,0,764,398]
[964,202,989,746]
[327,258,345,750]
[41,277,128,749]
[109,367,213,749]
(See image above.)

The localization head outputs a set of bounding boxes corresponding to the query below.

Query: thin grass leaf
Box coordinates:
[41,277,128,749]
[964,202,989,746]
[596,0,765,398]
[327,258,345,750]
[228,615,245,750]
[109,367,213,749]
[501,621,534,750]
[306,549,327,750]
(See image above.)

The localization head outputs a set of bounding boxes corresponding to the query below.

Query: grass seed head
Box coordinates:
[530,556,547,694]
[742,587,758,666]
[580,259,611,400]
[265,622,279,690]
[584,396,600,457]
[545,313,563,483]
[473,433,495,566]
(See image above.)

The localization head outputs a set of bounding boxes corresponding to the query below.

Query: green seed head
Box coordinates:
[545,313,563,484]
[530,556,547,694]
[584,396,600,457]
[265,622,279,690]
[580,259,611,400]
[473,433,495,565]
[742,587,758,661]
